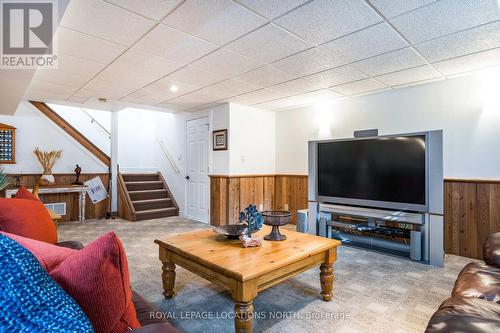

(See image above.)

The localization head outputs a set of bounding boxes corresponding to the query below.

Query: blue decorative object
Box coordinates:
[0,234,94,333]
[238,205,264,237]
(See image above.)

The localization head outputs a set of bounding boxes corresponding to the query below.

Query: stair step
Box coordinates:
[125,181,164,191]
[133,198,172,211]
[122,173,159,182]
[135,207,177,221]
[128,189,168,201]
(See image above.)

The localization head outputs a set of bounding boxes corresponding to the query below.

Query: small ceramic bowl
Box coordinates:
[214,224,247,239]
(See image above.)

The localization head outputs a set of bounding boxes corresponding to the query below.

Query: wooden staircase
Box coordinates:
[118,172,179,221]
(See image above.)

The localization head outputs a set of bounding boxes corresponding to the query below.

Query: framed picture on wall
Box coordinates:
[213,129,228,151]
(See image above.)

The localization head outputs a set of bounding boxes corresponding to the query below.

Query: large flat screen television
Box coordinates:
[313,133,430,212]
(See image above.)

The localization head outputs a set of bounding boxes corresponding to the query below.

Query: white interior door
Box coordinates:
[186,117,210,222]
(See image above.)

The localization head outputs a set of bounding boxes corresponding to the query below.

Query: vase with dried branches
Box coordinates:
[0,166,11,191]
[34,147,62,185]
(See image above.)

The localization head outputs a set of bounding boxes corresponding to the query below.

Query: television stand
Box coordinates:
[312,203,441,264]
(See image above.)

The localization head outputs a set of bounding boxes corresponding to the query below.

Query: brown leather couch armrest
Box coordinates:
[56,240,84,250]
[132,323,182,333]
[483,232,500,268]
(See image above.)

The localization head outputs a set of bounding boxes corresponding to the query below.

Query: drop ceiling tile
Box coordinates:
[416,21,500,62]
[320,23,408,64]
[27,80,79,96]
[353,47,426,76]
[145,78,199,98]
[285,89,343,105]
[112,49,183,78]
[93,64,160,87]
[78,81,136,99]
[390,0,500,44]
[66,96,89,104]
[51,53,105,77]
[196,79,261,100]
[234,65,296,87]
[121,88,172,105]
[190,48,261,78]
[157,101,211,111]
[332,78,387,95]
[162,66,226,88]
[166,91,220,105]
[433,48,500,75]
[303,65,368,87]
[271,48,343,77]
[275,0,382,45]
[270,78,324,96]
[54,27,126,64]
[162,0,267,46]
[254,97,299,111]
[133,25,217,64]
[226,23,310,64]
[32,69,90,88]
[60,0,155,46]
[105,0,183,20]
[375,65,440,86]
[235,0,308,19]
[229,88,285,104]
[368,0,438,19]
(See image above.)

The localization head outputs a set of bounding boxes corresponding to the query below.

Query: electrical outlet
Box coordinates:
[259,204,263,211]
[284,204,289,211]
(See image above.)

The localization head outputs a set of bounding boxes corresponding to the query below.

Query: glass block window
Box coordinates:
[0,123,15,164]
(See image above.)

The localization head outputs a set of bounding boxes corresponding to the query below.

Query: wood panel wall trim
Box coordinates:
[209,174,308,178]
[445,178,500,184]
[2,173,109,221]
[29,101,111,167]
[210,175,307,226]
[117,172,135,221]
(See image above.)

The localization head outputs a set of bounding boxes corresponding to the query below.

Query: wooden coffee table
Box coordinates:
[154,226,341,333]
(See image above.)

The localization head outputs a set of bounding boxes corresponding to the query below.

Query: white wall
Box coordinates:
[229,103,276,175]
[47,103,111,155]
[276,74,500,180]
[0,101,108,174]
[208,103,230,175]
[117,107,186,212]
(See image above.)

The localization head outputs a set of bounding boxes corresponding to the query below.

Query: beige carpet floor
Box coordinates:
[58,217,472,333]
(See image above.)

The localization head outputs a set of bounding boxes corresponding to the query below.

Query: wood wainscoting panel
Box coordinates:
[275,175,308,225]
[444,180,500,260]
[210,175,306,226]
[3,173,109,222]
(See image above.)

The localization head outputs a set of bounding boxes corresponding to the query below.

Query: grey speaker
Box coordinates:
[410,230,422,261]
[354,129,378,138]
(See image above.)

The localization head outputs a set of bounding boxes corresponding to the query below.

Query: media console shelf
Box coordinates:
[315,203,431,263]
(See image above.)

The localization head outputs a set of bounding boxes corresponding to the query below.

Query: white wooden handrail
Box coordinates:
[158,139,180,173]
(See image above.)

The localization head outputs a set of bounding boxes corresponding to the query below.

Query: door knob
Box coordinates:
[185,175,190,180]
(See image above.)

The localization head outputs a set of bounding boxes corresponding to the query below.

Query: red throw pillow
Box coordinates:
[50,231,141,333]
[15,186,40,201]
[0,198,57,244]
[0,231,76,272]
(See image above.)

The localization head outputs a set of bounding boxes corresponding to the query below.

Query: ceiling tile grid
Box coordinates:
[26,0,500,112]
[275,0,383,45]
[234,0,309,20]
[225,23,311,64]
[162,0,267,46]
[319,22,409,65]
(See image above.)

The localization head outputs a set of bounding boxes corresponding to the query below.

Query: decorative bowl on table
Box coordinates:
[214,224,247,239]
[262,211,292,241]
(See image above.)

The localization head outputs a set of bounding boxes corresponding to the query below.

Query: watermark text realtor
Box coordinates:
[1,0,57,69]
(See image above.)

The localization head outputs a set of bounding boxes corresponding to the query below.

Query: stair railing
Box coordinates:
[80,108,111,139]
[158,139,180,174]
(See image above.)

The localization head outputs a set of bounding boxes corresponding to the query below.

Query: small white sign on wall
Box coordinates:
[84,176,108,204]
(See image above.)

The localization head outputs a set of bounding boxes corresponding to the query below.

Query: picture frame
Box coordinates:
[213,129,228,151]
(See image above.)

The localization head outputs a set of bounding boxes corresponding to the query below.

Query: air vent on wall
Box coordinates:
[44,203,66,215]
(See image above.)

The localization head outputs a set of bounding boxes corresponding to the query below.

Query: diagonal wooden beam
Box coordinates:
[29,101,110,167]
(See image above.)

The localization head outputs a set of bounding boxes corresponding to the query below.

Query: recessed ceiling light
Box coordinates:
[169,85,179,92]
